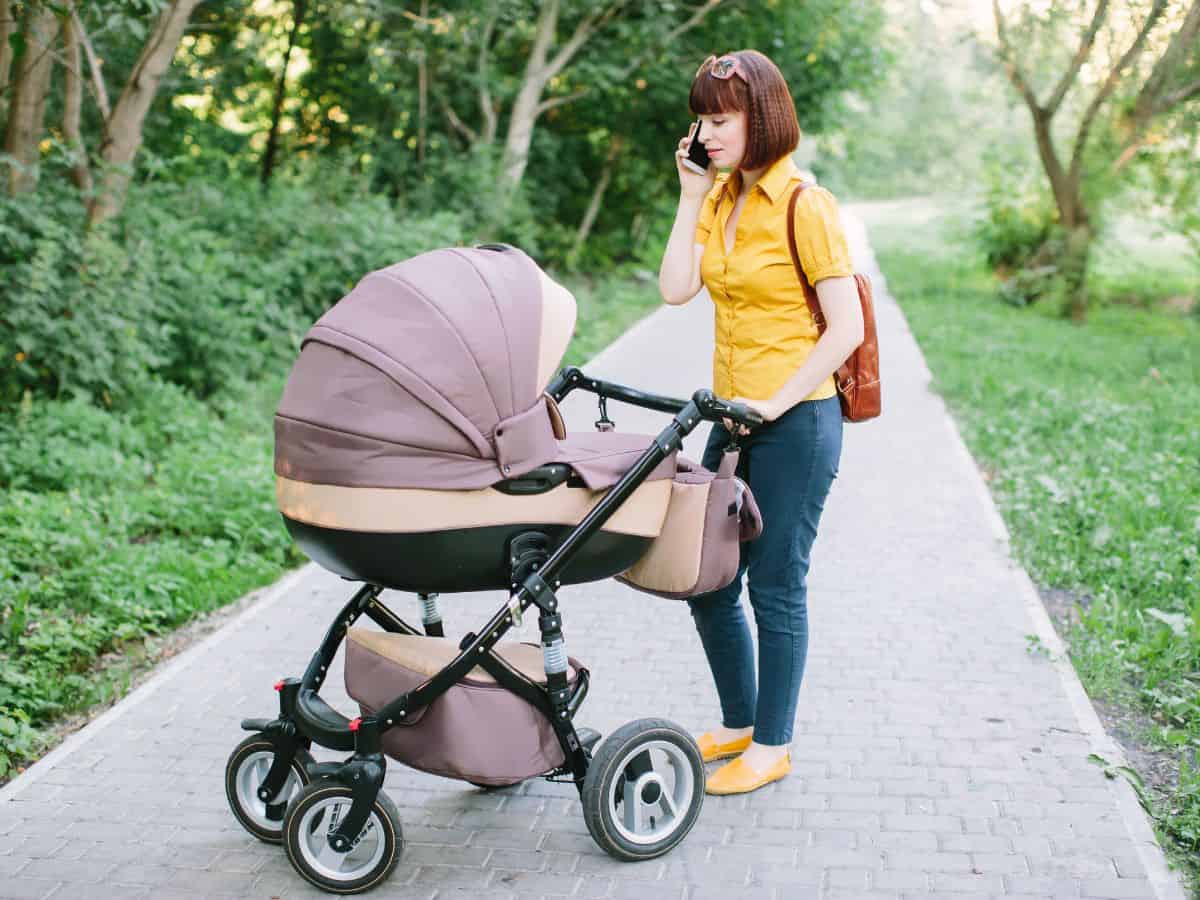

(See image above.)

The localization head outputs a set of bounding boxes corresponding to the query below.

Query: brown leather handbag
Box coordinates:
[786,183,881,422]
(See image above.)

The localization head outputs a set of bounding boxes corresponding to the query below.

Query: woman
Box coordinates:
[658,50,864,795]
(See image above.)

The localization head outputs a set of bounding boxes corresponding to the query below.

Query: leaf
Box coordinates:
[1145,607,1189,637]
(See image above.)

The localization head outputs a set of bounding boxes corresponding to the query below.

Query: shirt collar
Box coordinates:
[716,154,801,207]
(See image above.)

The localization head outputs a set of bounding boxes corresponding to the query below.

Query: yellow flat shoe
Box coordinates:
[705,754,791,795]
[695,731,753,764]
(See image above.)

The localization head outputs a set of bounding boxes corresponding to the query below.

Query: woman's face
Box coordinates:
[696,110,747,170]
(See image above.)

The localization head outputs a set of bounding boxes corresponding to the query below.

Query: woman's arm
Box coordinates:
[758,275,865,417]
[659,196,706,305]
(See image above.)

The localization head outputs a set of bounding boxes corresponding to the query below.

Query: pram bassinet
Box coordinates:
[229,242,767,895]
[273,243,679,591]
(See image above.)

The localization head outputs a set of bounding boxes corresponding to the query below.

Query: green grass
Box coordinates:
[0,270,662,781]
[862,201,1200,887]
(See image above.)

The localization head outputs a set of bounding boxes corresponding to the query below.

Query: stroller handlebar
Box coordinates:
[546,367,763,430]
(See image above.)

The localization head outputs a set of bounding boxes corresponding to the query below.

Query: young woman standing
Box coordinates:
[658,50,864,795]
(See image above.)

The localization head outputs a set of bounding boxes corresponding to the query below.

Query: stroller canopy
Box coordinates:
[275,244,674,491]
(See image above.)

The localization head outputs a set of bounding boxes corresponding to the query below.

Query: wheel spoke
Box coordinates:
[658,787,678,820]
[622,778,645,835]
[315,806,348,871]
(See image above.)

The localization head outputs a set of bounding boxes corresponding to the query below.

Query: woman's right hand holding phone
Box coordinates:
[676,122,715,198]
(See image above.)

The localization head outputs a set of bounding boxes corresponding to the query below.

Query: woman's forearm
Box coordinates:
[767,276,864,414]
[658,193,705,305]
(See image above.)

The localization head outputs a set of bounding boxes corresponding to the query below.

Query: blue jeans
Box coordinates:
[686,395,843,746]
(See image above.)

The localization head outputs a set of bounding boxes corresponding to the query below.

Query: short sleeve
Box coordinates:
[693,183,721,246]
[792,185,853,283]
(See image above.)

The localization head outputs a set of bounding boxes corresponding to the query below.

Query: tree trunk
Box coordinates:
[61,10,92,193]
[0,0,14,103]
[416,0,428,163]
[260,0,307,186]
[568,133,623,266]
[88,0,202,227]
[1061,224,1094,322]
[3,7,58,196]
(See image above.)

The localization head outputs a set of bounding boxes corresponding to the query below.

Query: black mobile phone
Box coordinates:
[683,120,711,174]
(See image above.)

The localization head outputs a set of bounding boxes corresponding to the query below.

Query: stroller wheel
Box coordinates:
[283,781,403,894]
[581,718,704,861]
[224,734,314,843]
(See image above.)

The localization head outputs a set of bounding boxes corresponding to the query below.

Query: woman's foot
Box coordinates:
[705,742,791,795]
[694,725,753,763]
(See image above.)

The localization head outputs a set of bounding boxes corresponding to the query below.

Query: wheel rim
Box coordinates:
[235,751,303,832]
[606,739,695,846]
[296,795,387,883]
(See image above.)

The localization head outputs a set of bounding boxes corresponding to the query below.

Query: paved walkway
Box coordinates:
[0,211,1188,900]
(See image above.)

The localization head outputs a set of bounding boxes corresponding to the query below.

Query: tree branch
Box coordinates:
[1132,0,1200,123]
[1067,0,1168,186]
[992,0,1044,115]
[1045,0,1110,116]
[1158,77,1200,111]
[543,0,631,82]
[72,4,110,120]
[535,86,588,115]
[478,4,498,143]
[438,89,478,144]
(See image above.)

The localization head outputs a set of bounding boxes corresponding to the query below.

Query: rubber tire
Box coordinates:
[282,781,404,895]
[580,717,705,861]
[224,734,315,843]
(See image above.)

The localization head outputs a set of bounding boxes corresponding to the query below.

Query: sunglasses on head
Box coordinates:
[696,54,745,81]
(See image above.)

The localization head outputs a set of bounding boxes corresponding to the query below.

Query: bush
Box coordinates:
[0,179,470,411]
[971,165,1058,272]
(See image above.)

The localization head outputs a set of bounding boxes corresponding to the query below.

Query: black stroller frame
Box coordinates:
[231,365,761,889]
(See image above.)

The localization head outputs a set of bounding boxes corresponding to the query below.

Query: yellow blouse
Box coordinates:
[694,153,854,403]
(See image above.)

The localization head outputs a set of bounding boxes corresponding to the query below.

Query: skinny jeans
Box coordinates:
[686,395,843,745]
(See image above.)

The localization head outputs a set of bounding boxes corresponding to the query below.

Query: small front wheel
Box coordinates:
[581,717,704,861]
[283,781,403,894]
[225,734,314,843]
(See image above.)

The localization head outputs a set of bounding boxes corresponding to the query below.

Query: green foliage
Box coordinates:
[867,205,1200,886]
[0,177,468,410]
[0,374,306,777]
[970,164,1059,272]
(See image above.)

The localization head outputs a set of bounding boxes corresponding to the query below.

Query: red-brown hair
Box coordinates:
[688,50,801,172]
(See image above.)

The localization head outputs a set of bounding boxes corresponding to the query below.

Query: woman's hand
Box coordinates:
[721,396,783,435]
[676,122,716,198]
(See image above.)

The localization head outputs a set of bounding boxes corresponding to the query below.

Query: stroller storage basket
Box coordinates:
[344,629,582,786]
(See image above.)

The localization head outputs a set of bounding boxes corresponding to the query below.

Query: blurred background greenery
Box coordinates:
[0,0,1197,883]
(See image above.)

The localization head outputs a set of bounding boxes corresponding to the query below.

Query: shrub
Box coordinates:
[971,165,1058,272]
[0,179,470,411]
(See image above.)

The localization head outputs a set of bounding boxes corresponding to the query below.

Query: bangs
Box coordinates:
[689,73,746,117]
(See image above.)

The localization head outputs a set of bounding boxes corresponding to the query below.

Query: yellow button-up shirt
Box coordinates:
[694,153,854,403]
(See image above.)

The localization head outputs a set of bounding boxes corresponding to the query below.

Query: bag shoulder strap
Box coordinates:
[786,181,828,334]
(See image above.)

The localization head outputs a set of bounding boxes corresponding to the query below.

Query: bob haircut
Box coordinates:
[689,50,801,173]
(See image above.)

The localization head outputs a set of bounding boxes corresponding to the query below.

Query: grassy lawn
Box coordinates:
[0,269,662,782]
[860,198,1200,889]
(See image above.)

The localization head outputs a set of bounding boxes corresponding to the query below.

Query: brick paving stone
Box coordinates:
[0,208,1188,900]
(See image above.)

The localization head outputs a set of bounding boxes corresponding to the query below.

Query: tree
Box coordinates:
[88,0,205,226]
[3,4,58,196]
[990,0,1200,320]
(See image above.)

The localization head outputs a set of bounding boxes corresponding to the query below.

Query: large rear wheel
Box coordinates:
[580,718,704,861]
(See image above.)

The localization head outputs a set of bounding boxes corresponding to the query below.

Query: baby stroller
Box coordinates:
[224,243,764,893]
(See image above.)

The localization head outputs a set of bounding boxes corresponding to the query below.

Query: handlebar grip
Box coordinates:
[724,401,764,427]
[691,390,764,429]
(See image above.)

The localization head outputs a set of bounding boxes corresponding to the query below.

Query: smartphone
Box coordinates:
[682,119,711,174]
